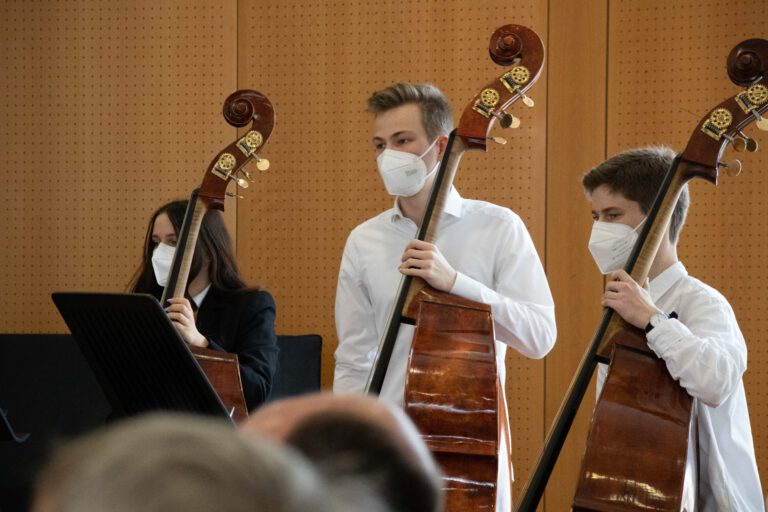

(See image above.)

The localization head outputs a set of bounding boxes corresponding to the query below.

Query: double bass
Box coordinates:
[516,38,768,511]
[366,24,545,511]
[160,90,275,423]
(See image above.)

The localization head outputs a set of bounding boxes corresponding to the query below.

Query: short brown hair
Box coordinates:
[582,146,689,243]
[367,83,453,140]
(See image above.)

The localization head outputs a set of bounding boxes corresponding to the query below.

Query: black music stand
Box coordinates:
[51,292,232,422]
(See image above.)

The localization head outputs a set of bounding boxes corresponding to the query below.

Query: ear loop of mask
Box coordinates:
[420,138,441,180]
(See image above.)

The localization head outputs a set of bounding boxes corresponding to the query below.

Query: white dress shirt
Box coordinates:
[598,262,764,511]
[333,187,557,512]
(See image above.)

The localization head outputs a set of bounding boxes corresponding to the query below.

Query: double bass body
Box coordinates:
[405,287,502,511]
[573,327,693,511]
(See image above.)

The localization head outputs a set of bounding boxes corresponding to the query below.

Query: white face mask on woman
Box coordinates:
[376,138,439,197]
[151,242,176,287]
[587,218,645,274]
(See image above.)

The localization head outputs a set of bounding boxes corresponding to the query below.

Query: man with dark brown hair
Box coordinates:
[583,146,763,511]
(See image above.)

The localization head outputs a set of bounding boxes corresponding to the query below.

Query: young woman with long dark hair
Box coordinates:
[130,200,278,410]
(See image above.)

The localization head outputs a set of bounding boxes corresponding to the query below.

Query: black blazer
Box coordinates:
[196,288,278,410]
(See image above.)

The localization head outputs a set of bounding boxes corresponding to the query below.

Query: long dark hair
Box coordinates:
[129,200,251,298]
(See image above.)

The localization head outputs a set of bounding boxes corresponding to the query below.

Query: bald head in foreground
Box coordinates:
[241,392,444,512]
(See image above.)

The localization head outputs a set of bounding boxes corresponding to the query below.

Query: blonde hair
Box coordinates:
[367,82,454,140]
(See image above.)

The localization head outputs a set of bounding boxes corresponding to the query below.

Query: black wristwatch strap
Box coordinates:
[645,311,678,333]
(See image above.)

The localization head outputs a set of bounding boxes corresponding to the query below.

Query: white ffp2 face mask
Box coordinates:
[376,138,439,197]
[151,242,176,287]
[587,219,645,274]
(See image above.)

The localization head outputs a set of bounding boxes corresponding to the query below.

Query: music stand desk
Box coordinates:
[51,292,232,423]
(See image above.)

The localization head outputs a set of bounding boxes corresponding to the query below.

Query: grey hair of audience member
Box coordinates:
[241,393,445,512]
[32,413,390,512]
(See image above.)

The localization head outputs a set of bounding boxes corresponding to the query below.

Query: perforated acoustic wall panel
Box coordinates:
[236,0,548,499]
[608,0,768,497]
[0,1,238,330]
[544,1,608,509]
[3,0,767,507]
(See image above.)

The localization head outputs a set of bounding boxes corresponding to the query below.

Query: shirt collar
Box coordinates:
[192,283,212,309]
[649,261,687,301]
[389,187,464,222]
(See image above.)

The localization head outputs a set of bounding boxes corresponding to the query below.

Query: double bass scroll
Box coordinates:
[161,89,275,423]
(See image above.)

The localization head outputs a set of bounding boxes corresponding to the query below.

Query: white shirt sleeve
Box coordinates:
[333,234,377,394]
[450,215,556,359]
[646,288,747,408]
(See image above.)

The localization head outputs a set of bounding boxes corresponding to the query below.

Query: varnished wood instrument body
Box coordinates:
[366,24,546,511]
[405,287,500,511]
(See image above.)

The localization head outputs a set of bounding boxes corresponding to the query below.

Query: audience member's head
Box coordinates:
[32,413,385,512]
[241,392,444,512]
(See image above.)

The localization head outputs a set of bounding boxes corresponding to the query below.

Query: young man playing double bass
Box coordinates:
[333,82,557,511]
[583,146,764,511]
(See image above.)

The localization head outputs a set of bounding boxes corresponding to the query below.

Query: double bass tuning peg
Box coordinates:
[520,92,535,108]
[238,168,254,182]
[487,136,507,145]
[254,155,270,171]
[731,131,759,153]
[750,110,768,131]
[494,111,521,129]
[718,159,743,177]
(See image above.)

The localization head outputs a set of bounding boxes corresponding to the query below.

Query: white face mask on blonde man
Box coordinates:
[376,137,439,197]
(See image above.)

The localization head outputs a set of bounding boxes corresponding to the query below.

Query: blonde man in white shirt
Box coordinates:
[333,82,557,512]
[583,146,764,511]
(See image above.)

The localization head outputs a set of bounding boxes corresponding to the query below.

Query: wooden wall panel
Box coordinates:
[235,0,549,500]
[0,0,238,331]
[543,1,607,510]
[607,0,768,498]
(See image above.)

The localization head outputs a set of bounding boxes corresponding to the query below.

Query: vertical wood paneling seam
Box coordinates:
[603,0,610,163]
[543,2,552,511]
[234,0,240,254]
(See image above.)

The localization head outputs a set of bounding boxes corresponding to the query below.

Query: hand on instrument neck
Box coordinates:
[602,270,661,329]
[399,239,457,292]
[166,297,209,348]
[602,238,680,330]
